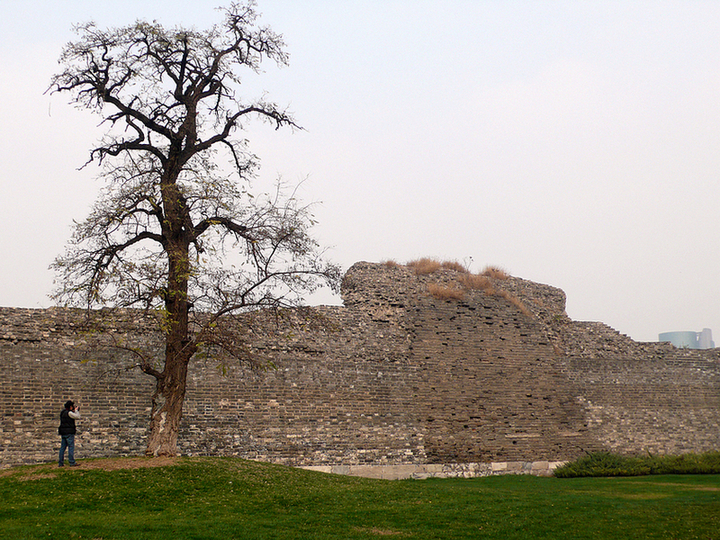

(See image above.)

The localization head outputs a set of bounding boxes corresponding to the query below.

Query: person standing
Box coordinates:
[58,400,81,467]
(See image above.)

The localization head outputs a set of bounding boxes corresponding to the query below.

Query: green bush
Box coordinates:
[554,451,720,478]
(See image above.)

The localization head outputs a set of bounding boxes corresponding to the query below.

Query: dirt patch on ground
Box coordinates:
[1,456,181,481]
[354,527,408,537]
[647,481,720,492]
[75,456,180,471]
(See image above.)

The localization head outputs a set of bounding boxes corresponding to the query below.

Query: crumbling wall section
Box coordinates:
[2,261,719,469]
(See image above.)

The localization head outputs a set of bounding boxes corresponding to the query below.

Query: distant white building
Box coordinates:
[659,328,715,349]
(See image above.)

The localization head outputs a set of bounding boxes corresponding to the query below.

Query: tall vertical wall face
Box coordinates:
[1,261,719,468]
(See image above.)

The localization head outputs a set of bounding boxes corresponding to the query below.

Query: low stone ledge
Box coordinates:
[299,460,566,480]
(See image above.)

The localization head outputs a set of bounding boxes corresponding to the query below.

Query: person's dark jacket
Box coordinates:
[58,409,77,435]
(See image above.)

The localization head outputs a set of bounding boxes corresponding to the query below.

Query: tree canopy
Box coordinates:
[49,1,340,456]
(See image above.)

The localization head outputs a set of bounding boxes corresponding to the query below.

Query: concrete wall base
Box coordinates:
[300,460,566,480]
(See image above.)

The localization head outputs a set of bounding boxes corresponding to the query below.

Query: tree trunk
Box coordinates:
[145,257,195,456]
[146,165,196,456]
[145,357,190,456]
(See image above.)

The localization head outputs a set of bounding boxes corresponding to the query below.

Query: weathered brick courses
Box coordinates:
[1,262,719,469]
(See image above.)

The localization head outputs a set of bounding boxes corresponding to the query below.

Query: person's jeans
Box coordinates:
[59,434,75,466]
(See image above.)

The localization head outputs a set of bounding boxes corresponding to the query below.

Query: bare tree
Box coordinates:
[49,1,341,456]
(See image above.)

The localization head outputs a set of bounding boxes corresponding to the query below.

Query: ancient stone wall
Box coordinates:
[562,321,720,455]
[1,261,719,471]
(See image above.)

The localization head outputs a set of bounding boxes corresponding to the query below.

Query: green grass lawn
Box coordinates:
[1,457,719,539]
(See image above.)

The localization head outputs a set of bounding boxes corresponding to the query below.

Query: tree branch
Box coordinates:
[193,216,251,240]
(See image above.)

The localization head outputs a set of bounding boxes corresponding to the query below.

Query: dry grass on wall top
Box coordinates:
[438,260,468,273]
[427,278,532,316]
[401,257,532,317]
[404,258,508,279]
[406,257,470,275]
[481,265,509,280]
[406,258,442,275]
[426,283,466,301]
[459,273,496,294]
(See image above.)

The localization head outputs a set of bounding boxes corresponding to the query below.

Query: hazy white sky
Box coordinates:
[1,1,719,343]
